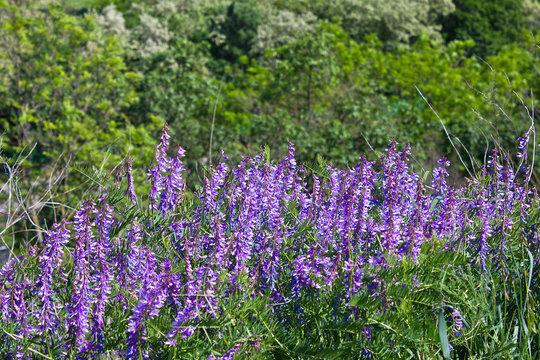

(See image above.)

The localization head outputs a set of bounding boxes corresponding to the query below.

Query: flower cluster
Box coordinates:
[0,124,537,358]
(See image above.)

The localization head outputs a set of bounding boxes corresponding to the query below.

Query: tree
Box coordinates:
[210,0,267,63]
[0,0,156,246]
[279,0,455,48]
[441,0,526,57]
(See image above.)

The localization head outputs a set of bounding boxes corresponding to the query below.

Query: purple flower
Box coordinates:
[477,190,493,273]
[126,158,137,204]
[2,123,538,357]
[432,157,450,193]
[146,123,186,215]
[36,222,70,332]
[147,123,172,211]
[69,199,97,349]
[159,146,185,213]
[1,257,29,334]
[208,342,243,360]
[208,338,260,360]
[126,261,172,359]
[517,130,531,159]
[452,308,464,336]
[287,142,297,168]
[88,199,114,351]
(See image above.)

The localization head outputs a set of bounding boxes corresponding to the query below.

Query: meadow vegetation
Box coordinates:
[1,124,539,358]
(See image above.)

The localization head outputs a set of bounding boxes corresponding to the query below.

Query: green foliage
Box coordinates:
[441,0,527,57]
[0,0,158,248]
[218,22,538,176]
[211,0,266,63]
[126,37,220,179]
[279,0,456,48]
[65,0,112,11]
[0,0,151,165]
[251,8,317,55]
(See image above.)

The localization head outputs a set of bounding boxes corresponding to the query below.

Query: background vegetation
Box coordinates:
[2,0,540,251]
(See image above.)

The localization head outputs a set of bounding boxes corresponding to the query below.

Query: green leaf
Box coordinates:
[438,308,451,359]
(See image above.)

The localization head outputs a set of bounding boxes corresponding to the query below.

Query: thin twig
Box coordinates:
[453,136,477,175]
[512,89,536,183]
[415,86,472,178]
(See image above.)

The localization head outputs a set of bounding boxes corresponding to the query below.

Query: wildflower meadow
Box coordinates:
[1,123,539,359]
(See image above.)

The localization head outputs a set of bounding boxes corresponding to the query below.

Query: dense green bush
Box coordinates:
[441,0,526,57]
